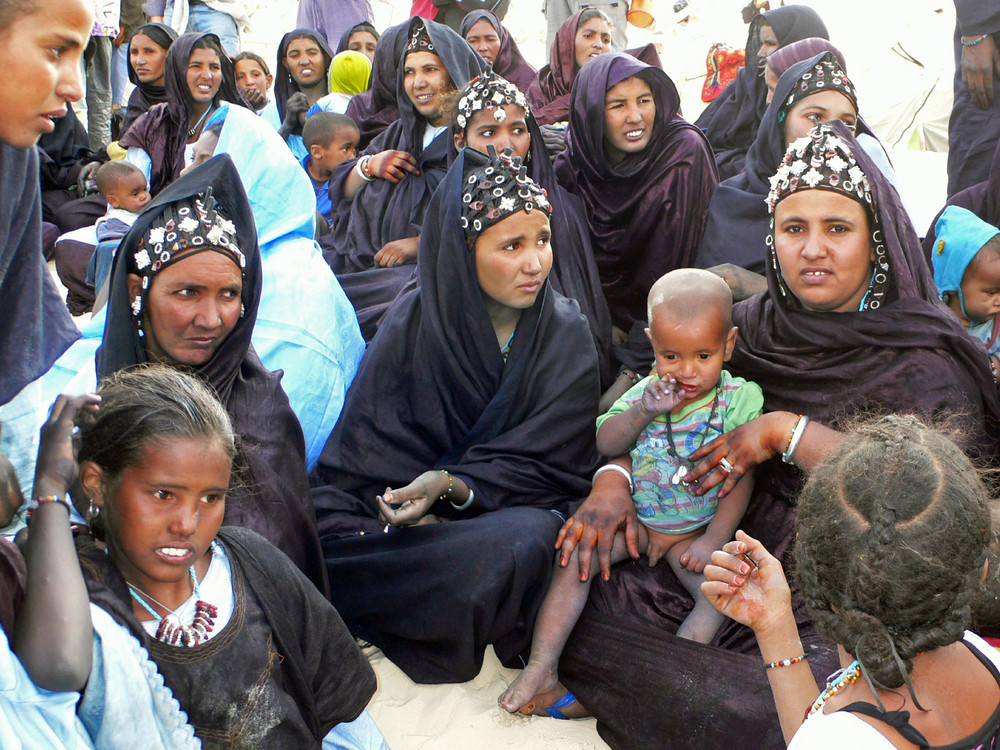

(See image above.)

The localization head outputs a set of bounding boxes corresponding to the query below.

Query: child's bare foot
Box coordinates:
[518,685,590,719]
[498,663,559,714]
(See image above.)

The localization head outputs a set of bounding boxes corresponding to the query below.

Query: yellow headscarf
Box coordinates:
[328,50,372,95]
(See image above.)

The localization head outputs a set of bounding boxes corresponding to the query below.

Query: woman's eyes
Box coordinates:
[154,489,172,501]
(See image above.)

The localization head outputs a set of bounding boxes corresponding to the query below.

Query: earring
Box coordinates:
[131,296,142,317]
[88,500,101,522]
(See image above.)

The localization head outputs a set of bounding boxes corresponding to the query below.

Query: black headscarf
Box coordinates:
[344,21,409,150]
[274,29,335,138]
[336,20,380,54]
[119,32,244,195]
[122,23,179,135]
[694,4,829,181]
[459,10,536,94]
[96,154,328,594]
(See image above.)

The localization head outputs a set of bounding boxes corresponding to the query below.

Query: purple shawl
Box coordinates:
[459,10,536,95]
[526,11,582,126]
[96,155,328,594]
[558,122,1000,749]
[694,5,829,181]
[555,53,718,331]
[344,21,408,151]
[119,32,243,195]
[274,29,335,139]
[767,36,847,77]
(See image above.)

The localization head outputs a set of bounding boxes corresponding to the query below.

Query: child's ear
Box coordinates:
[309,143,324,159]
[265,74,273,88]
[723,326,738,360]
[78,461,107,512]
[644,326,652,343]
[453,132,465,152]
[106,194,120,209]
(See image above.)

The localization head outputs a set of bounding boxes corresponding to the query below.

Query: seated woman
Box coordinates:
[337,21,380,61]
[310,147,601,684]
[345,21,409,152]
[122,23,179,135]
[119,32,243,195]
[452,67,613,388]
[270,29,335,160]
[460,10,536,95]
[527,9,612,127]
[694,4,829,181]
[554,53,717,370]
[550,123,1000,747]
[698,52,861,278]
[321,17,484,339]
[97,154,329,594]
[233,51,274,113]
[706,417,1000,748]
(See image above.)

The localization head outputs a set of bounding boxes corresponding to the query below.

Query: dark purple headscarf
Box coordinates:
[274,28,335,138]
[344,21,408,150]
[122,23,179,135]
[767,36,847,78]
[336,21,380,54]
[694,4,829,181]
[555,53,718,331]
[119,32,244,195]
[527,10,584,126]
[459,10,536,95]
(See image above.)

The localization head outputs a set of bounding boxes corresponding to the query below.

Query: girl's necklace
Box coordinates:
[807,660,861,717]
[500,326,516,362]
[664,382,720,487]
[127,566,218,648]
[187,104,215,139]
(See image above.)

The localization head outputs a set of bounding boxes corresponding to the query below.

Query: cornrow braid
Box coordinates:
[794,415,990,689]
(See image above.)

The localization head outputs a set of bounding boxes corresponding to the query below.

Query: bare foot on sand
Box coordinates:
[498,663,559,713]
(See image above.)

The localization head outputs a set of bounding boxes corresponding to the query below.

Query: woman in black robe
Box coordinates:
[311,147,601,684]
[96,154,328,595]
[554,122,1000,749]
[344,22,409,151]
[694,4,829,181]
[122,23,179,135]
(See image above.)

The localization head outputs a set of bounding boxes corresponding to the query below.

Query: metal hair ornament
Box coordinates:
[406,19,435,54]
[783,54,858,116]
[456,64,530,130]
[460,145,551,247]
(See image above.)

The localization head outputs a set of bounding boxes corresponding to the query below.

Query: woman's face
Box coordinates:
[758,23,779,63]
[234,58,271,101]
[186,46,223,105]
[783,90,857,144]
[128,250,243,367]
[284,35,326,87]
[455,104,531,161]
[474,209,553,313]
[130,32,169,86]
[0,0,90,148]
[764,62,779,104]
[403,50,453,127]
[88,437,229,603]
[574,17,612,69]
[774,189,875,313]
[603,76,655,164]
[465,19,501,65]
[347,30,378,61]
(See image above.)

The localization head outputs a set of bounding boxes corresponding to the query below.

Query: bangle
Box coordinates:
[991,357,999,384]
[451,486,475,511]
[764,654,807,669]
[962,34,989,46]
[782,415,809,465]
[593,464,634,495]
[438,469,454,501]
[27,494,73,520]
[355,156,375,182]
[617,365,642,386]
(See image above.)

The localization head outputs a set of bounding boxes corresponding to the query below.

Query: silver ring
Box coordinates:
[718,458,734,474]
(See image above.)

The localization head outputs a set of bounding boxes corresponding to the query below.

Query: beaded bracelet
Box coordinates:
[764,654,807,670]
[962,33,989,46]
[991,357,999,385]
[26,494,73,520]
[617,366,642,386]
[782,415,809,465]
[438,470,454,501]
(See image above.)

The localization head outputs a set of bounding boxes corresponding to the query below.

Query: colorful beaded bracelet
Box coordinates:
[438,470,454,501]
[962,34,989,46]
[764,654,807,669]
[26,494,73,520]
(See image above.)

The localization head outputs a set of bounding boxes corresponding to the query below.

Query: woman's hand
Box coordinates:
[701,530,791,632]
[33,394,101,501]
[707,263,767,302]
[376,470,449,527]
[686,412,794,498]
[556,464,639,581]
[366,150,420,182]
[374,236,419,267]
[962,34,1000,109]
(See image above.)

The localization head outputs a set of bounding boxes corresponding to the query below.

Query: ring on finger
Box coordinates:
[718,457,735,474]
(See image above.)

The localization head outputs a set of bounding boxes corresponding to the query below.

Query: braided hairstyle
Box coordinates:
[794,414,991,689]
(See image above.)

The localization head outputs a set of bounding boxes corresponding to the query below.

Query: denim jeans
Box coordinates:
[165,2,240,56]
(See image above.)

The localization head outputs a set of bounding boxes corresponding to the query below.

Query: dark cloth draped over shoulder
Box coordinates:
[555,53,718,331]
[336,21,380,54]
[122,23,179,135]
[96,155,328,594]
[274,29,334,139]
[344,22,408,151]
[311,149,600,682]
[526,10,581,126]
[459,10,536,94]
[694,5,829,181]
[37,107,92,192]
[559,122,1000,750]
[119,32,244,195]
[0,144,79,406]
[77,527,375,745]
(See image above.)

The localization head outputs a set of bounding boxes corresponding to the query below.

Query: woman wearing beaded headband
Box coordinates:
[98,154,330,595]
[551,122,1000,747]
[704,416,1000,747]
[311,146,600,684]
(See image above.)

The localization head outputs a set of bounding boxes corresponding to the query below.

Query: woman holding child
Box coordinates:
[545,122,1000,748]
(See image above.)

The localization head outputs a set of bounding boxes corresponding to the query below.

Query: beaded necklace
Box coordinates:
[187,104,215,139]
[128,567,218,648]
[500,326,516,362]
[807,660,861,717]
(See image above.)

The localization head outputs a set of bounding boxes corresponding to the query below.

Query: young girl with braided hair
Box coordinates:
[703,414,1000,748]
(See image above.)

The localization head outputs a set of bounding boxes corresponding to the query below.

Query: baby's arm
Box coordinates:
[596,378,683,457]
[680,469,754,573]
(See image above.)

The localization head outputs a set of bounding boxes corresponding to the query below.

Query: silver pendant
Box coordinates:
[671,458,695,487]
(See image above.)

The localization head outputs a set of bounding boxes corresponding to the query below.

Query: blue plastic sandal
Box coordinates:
[543,691,579,720]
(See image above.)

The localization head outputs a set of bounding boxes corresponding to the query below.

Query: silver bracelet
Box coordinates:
[450,486,475,511]
[354,156,375,182]
[782,415,810,465]
[593,464,634,495]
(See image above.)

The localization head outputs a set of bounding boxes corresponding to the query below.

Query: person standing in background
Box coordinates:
[428,0,511,33]
[545,0,628,53]
[86,1,119,151]
[144,0,246,57]
[297,0,374,52]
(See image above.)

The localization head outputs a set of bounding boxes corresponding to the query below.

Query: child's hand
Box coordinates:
[33,394,101,500]
[679,535,717,573]
[241,85,265,109]
[640,377,683,416]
